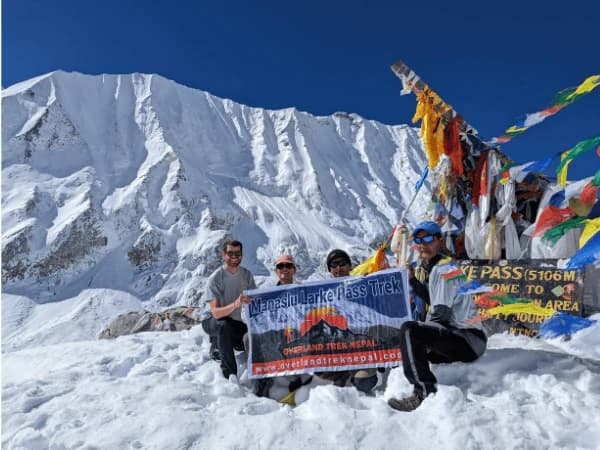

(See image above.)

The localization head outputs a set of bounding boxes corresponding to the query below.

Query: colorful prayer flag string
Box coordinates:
[488,75,600,145]
[556,136,600,186]
[441,267,468,281]
[566,230,600,269]
[498,152,562,185]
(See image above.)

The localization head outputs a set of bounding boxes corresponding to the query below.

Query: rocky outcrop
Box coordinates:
[98,306,202,339]
[33,210,108,278]
[1,231,30,283]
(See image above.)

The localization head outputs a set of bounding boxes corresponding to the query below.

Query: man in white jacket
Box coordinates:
[388,222,488,411]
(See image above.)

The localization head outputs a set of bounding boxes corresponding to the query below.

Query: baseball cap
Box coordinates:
[412,221,442,237]
[275,255,295,266]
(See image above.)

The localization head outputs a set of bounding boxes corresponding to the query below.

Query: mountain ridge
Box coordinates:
[2,70,429,350]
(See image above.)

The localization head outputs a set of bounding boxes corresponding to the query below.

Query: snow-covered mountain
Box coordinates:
[2,71,428,350]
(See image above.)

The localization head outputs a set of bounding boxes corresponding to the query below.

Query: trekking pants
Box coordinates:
[399,320,486,398]
[202,317,247,378]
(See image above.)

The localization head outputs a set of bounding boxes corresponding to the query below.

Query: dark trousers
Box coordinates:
[202,317,247,378]
[399,321,483,398]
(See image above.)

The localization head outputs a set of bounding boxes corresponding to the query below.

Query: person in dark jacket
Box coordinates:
[388,222,487,412]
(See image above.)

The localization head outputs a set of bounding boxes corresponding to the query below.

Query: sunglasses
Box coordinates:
[226,251,243,257]
[329,260,350,269]
[276,263,295,270]
[413,235,437,244]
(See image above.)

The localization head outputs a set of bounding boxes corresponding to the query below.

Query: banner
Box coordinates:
[458,259,585,337]
[245,268,411,378]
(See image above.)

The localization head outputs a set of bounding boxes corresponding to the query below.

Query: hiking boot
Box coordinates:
[388,392,424,412]
[253,378,273,397]
[209,337,220,361]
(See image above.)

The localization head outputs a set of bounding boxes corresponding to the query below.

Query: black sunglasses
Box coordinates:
[329,260,350,269]
[276,263,295,270]
[413,235,437,244]
[226,251,243,257]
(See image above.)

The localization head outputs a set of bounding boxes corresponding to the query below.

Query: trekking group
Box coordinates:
[201,220,487,412]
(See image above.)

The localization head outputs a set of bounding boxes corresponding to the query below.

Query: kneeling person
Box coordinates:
[388,225,487,411]
[317,249,378,393]
[254,255,314,398]
[203,240,256,380]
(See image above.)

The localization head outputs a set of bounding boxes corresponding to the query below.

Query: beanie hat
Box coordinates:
[326,249,351,269]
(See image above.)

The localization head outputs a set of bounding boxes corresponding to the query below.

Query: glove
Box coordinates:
[430,305,452,326]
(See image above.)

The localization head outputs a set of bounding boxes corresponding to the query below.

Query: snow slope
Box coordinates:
[3,315,600,449]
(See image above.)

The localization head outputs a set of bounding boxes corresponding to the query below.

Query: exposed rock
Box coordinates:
[1,231,30,282]
[127,239,161,270]
[99,306,201,339]
[32,210,108,279]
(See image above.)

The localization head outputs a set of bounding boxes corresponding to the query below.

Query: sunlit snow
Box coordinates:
[2,72,600,449]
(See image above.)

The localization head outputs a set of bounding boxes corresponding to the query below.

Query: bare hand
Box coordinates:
[239,294,252,305]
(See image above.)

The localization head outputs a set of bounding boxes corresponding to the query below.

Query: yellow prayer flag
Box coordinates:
[487,303,556,318]
[557,151,572,187]
[350,245,388,276]
[580,217,600,248]
[565,75,600,101]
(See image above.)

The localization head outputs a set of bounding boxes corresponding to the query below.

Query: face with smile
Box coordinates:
[223,244,243,269]
[414,230,442,263]
[328,258,351,278]
[276,262,296,284]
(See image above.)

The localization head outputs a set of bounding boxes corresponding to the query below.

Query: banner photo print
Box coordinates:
[245,268,411,378]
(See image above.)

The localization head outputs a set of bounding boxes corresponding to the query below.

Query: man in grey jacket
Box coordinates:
[388,222,487,412]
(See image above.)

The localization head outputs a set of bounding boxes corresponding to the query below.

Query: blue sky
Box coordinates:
[3,0,599,180]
